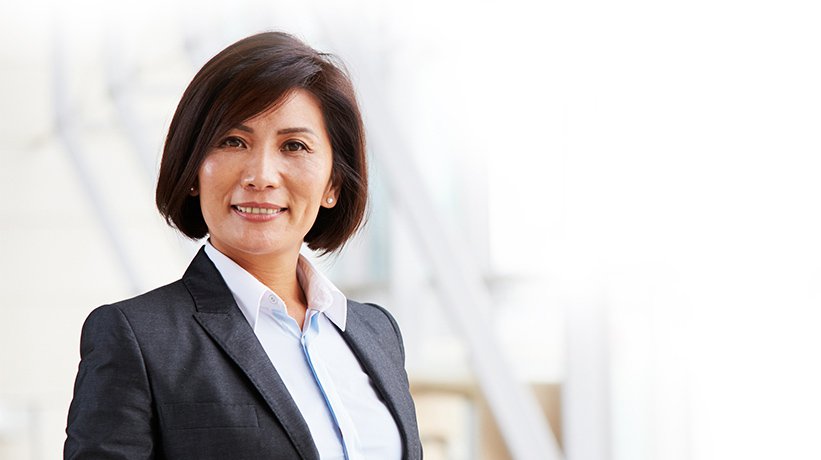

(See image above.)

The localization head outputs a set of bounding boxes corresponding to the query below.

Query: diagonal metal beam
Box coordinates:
[366,104,564,460]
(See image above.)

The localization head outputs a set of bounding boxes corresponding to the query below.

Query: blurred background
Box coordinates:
[2,0,821,458]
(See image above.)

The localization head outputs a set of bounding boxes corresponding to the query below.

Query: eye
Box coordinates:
[218,136,246,149]
[282,140,308,152]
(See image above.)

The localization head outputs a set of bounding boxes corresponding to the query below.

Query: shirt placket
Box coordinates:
[301,311,363,460]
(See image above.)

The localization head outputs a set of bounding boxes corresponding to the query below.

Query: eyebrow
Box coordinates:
[234,124,317,137]
[277,127,317,136]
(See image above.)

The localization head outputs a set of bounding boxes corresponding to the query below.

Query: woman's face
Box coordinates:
[196,89,337,262]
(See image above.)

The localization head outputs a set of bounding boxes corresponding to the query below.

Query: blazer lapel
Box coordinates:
[341,304,421,460]
[183,248,319,460]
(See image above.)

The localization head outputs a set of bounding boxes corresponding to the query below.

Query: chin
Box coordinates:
[232,236,297,257]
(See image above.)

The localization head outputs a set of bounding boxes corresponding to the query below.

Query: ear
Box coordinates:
[321,182,338,209]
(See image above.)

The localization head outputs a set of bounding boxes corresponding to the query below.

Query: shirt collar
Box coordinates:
[203,241,348,331]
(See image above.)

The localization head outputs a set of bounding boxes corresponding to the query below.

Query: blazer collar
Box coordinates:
[182,247,319,460]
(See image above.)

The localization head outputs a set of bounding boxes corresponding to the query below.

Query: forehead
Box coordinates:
[243,88,326,128]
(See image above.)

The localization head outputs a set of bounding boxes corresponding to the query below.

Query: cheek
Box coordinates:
[310,153,335,189]
[293,157,334,195]
[199,155,241,195]
[197,157,231,218]
[198,157,221,186]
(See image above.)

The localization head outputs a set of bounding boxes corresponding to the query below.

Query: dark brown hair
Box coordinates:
[156,32,367,253]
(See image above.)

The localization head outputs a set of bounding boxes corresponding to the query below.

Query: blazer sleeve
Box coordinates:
[65,305,157,460]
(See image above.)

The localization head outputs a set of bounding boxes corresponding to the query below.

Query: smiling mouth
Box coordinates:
[232,205,287,215]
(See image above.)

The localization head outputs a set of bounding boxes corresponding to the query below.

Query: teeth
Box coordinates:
[236,206,282,215]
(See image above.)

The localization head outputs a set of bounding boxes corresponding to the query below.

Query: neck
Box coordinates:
[210,241,307,309]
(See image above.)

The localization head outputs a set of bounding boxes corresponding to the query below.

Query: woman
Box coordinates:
[65,32,421,460]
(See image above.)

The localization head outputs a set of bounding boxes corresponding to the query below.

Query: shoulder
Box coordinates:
[111,279,192,312]
[99,246,220,319]
[82,279,194,337]
[346,299,399,332]
[346,299,406,361]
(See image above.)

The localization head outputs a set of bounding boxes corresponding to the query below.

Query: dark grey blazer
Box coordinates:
[65,248,421,459]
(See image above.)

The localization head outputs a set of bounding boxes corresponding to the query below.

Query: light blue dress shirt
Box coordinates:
[204,242,402,460]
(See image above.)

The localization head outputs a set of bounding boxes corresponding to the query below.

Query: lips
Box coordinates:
[231,202,288,217]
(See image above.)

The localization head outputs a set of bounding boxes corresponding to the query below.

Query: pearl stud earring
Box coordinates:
[326,197,334,204]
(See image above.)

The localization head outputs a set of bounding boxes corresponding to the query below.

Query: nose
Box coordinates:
[240,146,282,190]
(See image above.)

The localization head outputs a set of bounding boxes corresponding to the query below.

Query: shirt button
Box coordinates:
[269,295,276,303]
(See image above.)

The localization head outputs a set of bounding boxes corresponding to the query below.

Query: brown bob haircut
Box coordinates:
[156,32,367,253]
